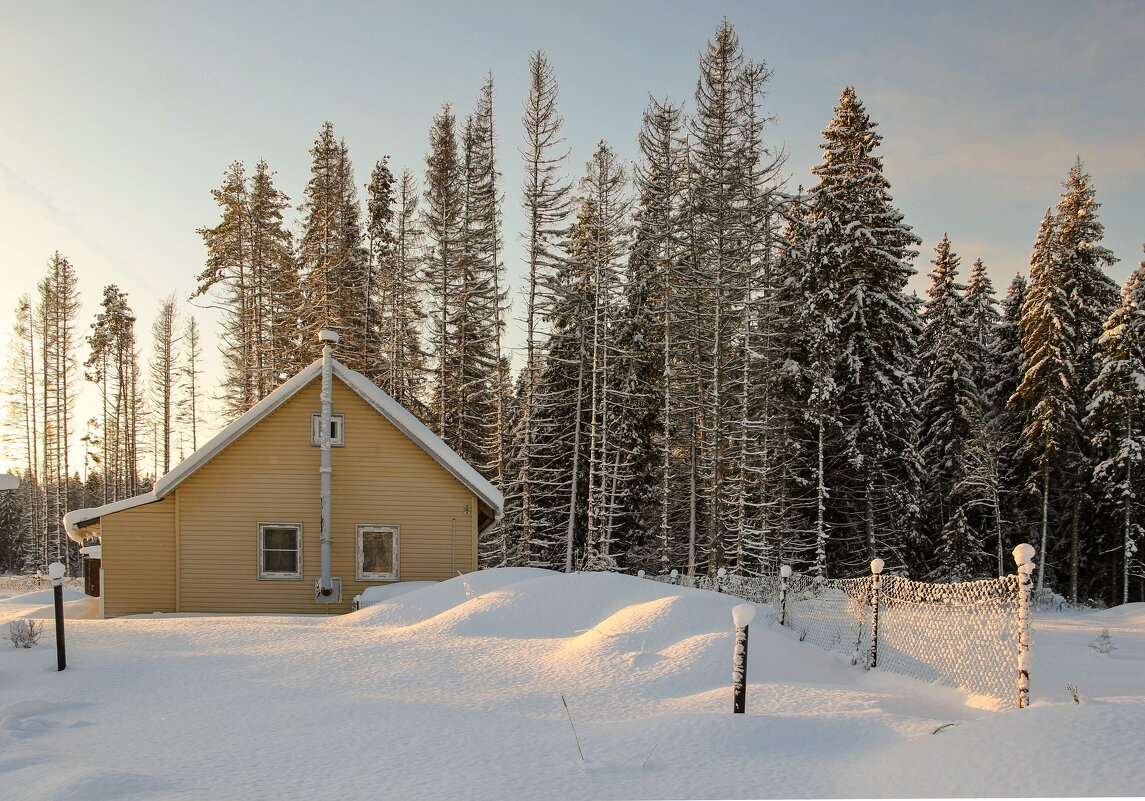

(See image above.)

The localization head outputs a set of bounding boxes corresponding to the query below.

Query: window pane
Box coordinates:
[263,549,298,573]
[263,528,297,550]
[361,530,393,574]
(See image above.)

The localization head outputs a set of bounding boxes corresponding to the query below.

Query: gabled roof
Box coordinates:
[65,358,504,543]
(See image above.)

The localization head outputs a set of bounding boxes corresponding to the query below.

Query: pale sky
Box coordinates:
[2,0,1143,458]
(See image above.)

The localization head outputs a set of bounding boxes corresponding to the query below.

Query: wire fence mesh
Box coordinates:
[875,574,1019,701]
[0,574,85,600]
[643,567,1023,706]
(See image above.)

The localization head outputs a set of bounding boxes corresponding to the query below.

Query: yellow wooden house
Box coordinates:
[64,351,503,617]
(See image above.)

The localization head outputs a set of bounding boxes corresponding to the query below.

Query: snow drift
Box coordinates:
[1,569,1142,800]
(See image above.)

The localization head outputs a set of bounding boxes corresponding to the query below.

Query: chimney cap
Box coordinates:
[318,330,340,344]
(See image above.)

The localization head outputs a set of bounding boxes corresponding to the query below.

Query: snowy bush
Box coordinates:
[1088,628,1117,655]
[7,619,43,648]
[1032,587,1073,612]
[1066,683,1081,704]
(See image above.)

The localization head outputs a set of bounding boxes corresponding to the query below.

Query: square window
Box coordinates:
[357,525,399,581]
[259,523,302,579]
[310,413,345,446]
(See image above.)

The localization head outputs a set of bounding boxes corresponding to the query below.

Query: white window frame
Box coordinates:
[258,522,303,580]
[310,413,345,446]
[356,524,399,581]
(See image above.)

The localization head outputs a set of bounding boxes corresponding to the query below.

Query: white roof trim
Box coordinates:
[63,358,503,544]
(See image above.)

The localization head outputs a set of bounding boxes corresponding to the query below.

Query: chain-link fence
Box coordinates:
[0,574,85,599]
[642,556,1032,708]
[873,573,1020,701]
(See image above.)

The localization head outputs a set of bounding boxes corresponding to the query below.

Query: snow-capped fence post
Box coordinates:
[778,565,791,626]
[1014,543,1036,709]
[717,567,726,593]
[49,561,66,671]
[731,603,756,713]
[669,569,678,585]
[868,558,884,669]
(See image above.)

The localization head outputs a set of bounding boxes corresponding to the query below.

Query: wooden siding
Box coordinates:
[168,375,478,614]
[100,497,176,617]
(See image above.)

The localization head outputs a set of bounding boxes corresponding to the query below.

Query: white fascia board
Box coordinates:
[63,493,159,544]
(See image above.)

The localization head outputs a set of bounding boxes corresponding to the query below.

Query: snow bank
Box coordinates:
[0,589,99,620]
[0,568,1141,800]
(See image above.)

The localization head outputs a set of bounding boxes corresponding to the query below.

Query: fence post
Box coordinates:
[717,567,726,593]
[731,603,756,713]
[669,569,678,585]
[868,558,884,668]
[778,564,791,626]
[1014,544,1036,709]
[49,561,66,671]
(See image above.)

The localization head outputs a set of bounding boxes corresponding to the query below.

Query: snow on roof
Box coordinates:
[64,358,503,544]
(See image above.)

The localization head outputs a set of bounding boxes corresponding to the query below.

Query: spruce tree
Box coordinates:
[724,58,785,577]
[688,19,750,574]
[964,259,1001,394]
[1014,209,1077,594]
[195,161,297,419]
[620,95,687,574]
[462,76,513,566]
[1087,247,1145,604]
[177,313,203,456]
[1015,161,1118,601]
[511,50,572,567]
[148,293,180,476]
[776,195,844,578]
[805,87,921,574]
[86,285,140,503]
[36,253,82,569]
[298,122,369,370]
[459,78,509,485]
[247,159,300,387]
[422,104,465,444]
[366,156,398,389]
[390,169,430,420]
[4,296,43,571]
[917,235,986,579]
[576,141,630,570]
[988,273,1030,564]
[1055,159,1119,601]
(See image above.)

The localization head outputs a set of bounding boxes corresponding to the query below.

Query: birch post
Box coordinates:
[778,564,791,626]
[868,558,884,669]
[1014,543,1036,709]
[731,603,756,713]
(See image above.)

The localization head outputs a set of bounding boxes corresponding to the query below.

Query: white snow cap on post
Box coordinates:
[870,558,885,575]
[319,329,340,344]
[732,603,756,629]
[780,565,792,578]
[1013,543,1036,572]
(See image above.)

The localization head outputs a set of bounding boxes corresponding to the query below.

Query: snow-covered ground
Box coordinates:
[1,569,1142,800]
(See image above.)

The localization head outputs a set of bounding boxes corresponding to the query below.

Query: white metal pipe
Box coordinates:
[318,330,338,597]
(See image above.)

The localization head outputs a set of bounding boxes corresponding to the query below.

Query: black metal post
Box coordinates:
[53,579,66,671]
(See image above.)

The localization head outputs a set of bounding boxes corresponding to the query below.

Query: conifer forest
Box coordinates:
[3,22,1142,607]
